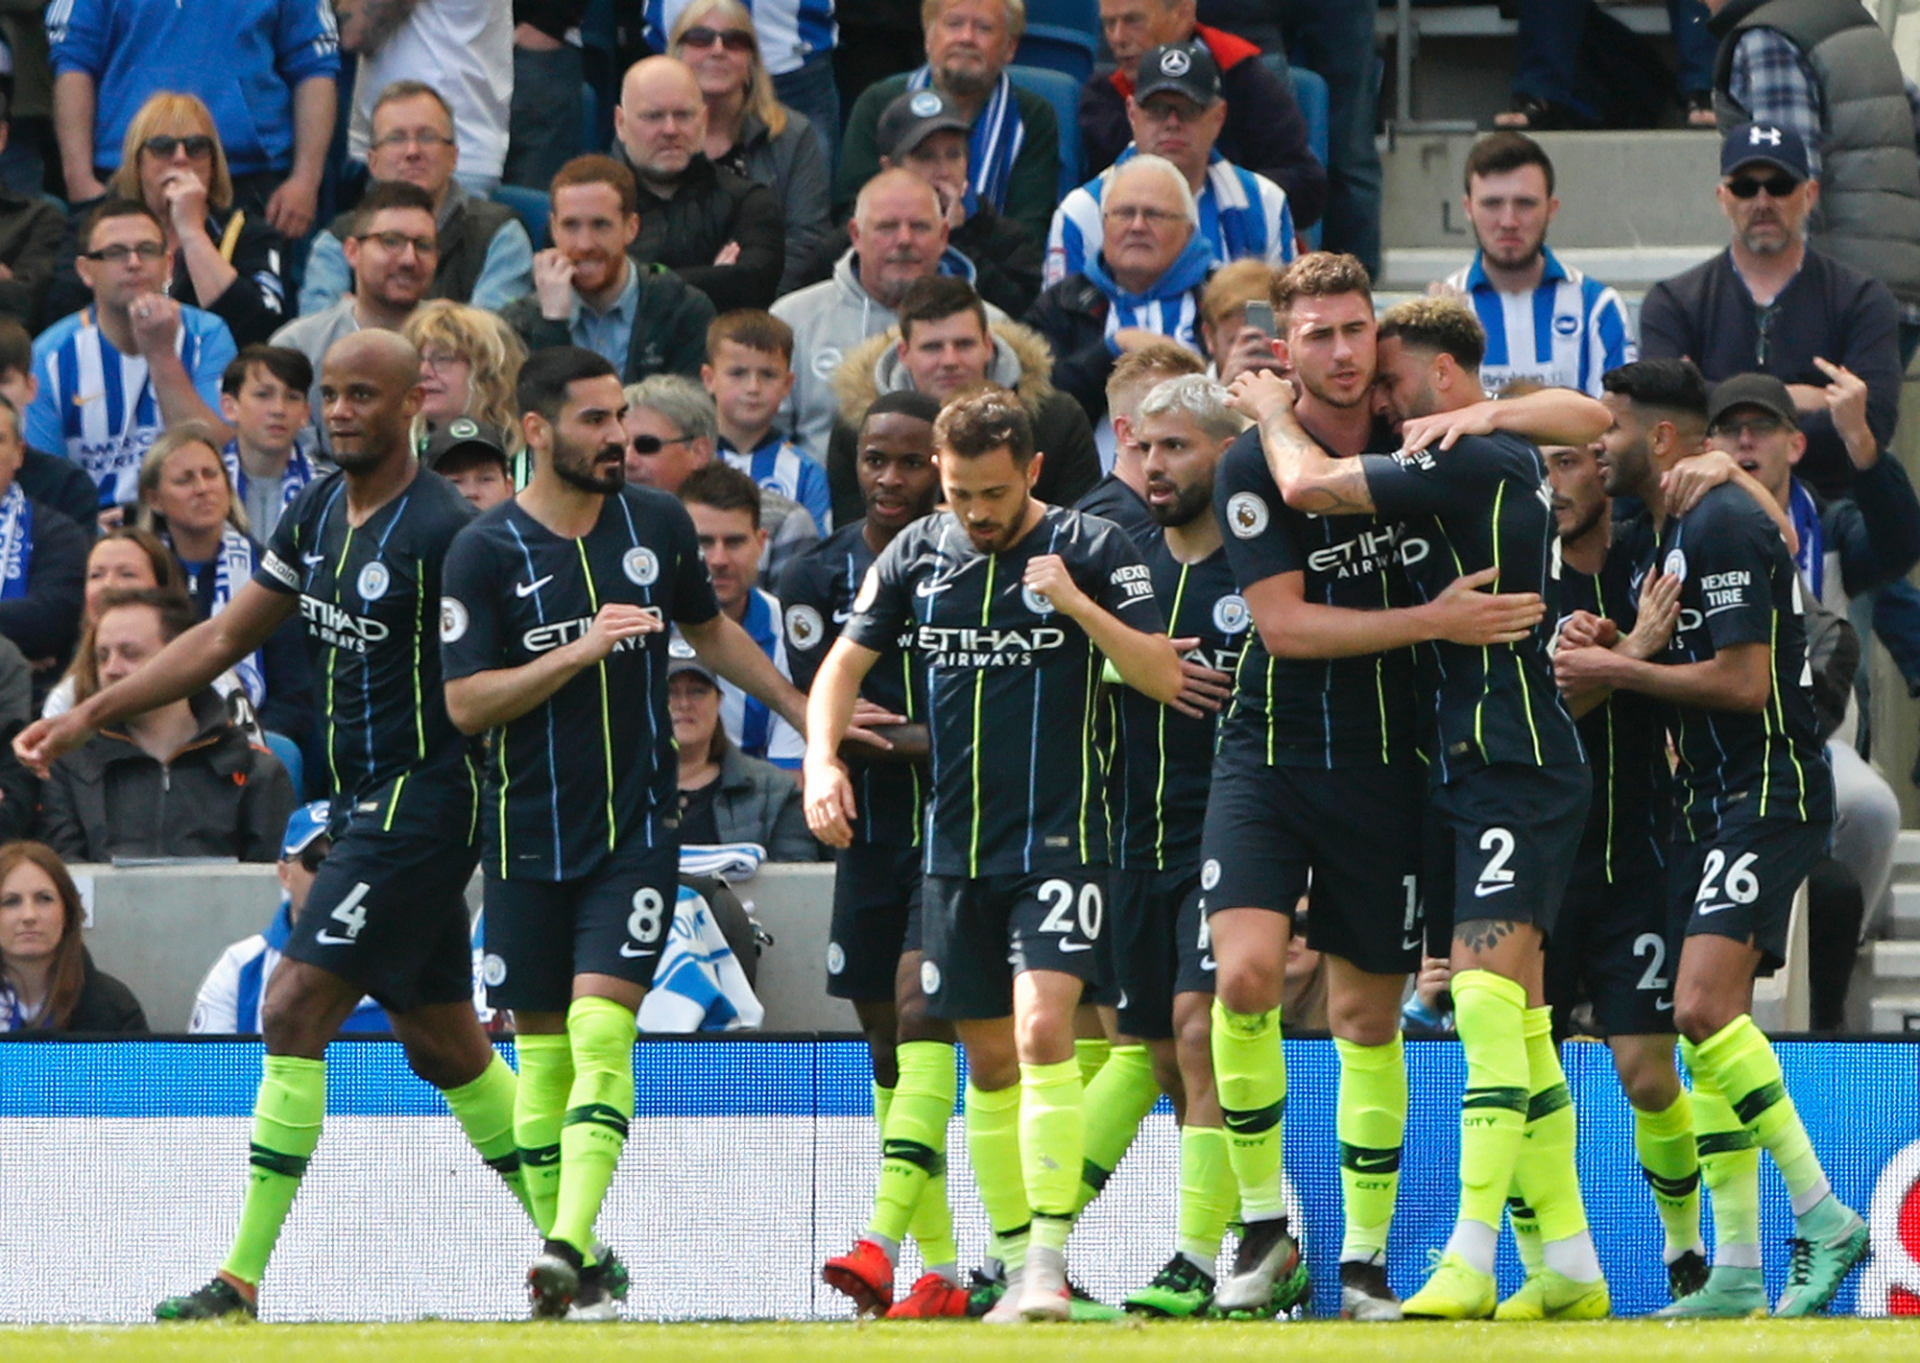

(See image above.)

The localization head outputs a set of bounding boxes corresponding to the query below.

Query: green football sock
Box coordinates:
[1507,1190,1544,1274]
[1074,1036,1111,1088]
[1449,970,1530,1259]
[1335,1033,1406,1263]
[873,1081,895,1143]
[1633,1089,1702,1261]
[1176,1123,1236,1267]
[1694,1014,1831,1216]
[512,1033,573,1237]
[870,1040,955,1249]
[1682,1041,1761,1270]
[966,1078,1030,1270]
[443,1051,534,1224]
[1211,1000,1288,1221]
[549,996,636,1257]
[901,1044,959,1269]
[1020,1059,1084,1250]
[1515,1006,1588,1243]
[221,1054,326,1286]
[1074,1043,1159,1214]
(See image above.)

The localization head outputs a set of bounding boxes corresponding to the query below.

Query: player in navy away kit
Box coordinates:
[18,331,536,1319]
[1235,293,1612,1320]
[804,389,1183,1323]
[792,392,975,1319]
[1555,370,1865,1319]
[439,347,818,1319]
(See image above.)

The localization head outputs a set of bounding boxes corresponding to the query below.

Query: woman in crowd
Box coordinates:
[37,589,294,865]
[0,840,148,1034]
[42,528,211,717]
[670,0,831,295]
[402,301,528,480]
[669,651,813,862]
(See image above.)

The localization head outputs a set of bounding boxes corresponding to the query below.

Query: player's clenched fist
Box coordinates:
[804,757,858,847]
[1022,554,1088,617]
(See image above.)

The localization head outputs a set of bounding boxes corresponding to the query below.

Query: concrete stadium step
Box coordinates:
[1891,883,1920,940]
[1869,995,1920,1035]
[1374,245,1719,299]
[1870,940,1920,980]
[1894,828,1920,874]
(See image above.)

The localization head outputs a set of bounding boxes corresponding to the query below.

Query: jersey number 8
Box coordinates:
[628,887,667,945]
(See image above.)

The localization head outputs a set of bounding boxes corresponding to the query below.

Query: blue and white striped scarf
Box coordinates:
[221,440,317,521]
[906,66,1024,213]
[1083,230,1214,355]
[0,482,34,601]
[177,526,267,707]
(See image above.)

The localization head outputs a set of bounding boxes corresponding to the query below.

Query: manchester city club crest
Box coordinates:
[1213,594,1251,634]
[1021,584,1055,615]
[357,561,390,601]
[624,547,660,585]
[1664,548,1687,583]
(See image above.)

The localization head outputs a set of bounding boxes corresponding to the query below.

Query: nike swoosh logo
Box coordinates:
[1401,937,1421,952]
[618,944,657,958]
[1696,901,1736,916]
[302,552,327,566]
[1201,955,1217,972]
[1473,881,1515,898]
[71,392,101,407]
[312,931,357,946]
[516,575,554,598]
[1057,941,1093,953]
[1222,1111,1266,1133]
[1655,999,1674,1011]
[1351,1152,1398,1173]
[832,608,851,623]
[914,579,949,598]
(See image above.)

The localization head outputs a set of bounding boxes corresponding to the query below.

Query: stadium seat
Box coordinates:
[261,730,303,802]
[1006,64,1086,201]
[1015,23,1098,84]
[492,184,552,251]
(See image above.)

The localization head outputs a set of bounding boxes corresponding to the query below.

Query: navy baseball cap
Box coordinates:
[1721,123,1811,182]
[1135,41,1222,107]
[876,89,971,160]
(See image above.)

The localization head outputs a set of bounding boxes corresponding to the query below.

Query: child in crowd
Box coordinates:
[703,311,835,533]
[424,419,514,513]
[217,346,318,541]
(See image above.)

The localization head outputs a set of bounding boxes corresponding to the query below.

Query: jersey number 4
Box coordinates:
[315,882,373,946]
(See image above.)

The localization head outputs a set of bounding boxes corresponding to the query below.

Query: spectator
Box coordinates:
[1704,0,1920,357]
[668,643,812,860]
[1074,340,1206,541]
[793,88,1044,319]
[827,275,1101,523]
[1639,123,1900,500]
[677,463,803,766]
[0,393,87,678]
[217,346,316,542]
[0,84,63,327]
[1024,155,1213,426]
[774,169,993,458]
[424,418,515,513]
[49,0,337,237]
[343,0,512,197]
[836,0,1062,247]
[1438,132,1635,399]
[0,320,100,537]
[37,587,295,863]
[1495,0,1720,130]
[500,155,716,384]
[189,801,390,1034]
[613,57,784,313]
[26,199,235,513]
[704,310,834,531]
[1197,258,1283,385]
[1086,0,1326,230]
[402,300,527,471]
[623,373,819,582]
[270,181,439,445]
[669,0,831,296]
[303,81,534,317]
[134,422,309,743]
[0,840,146,1033]
[0,1,57,197]
[506,2,586,193]
[1049,41,1294,288]
[646,0,841,170]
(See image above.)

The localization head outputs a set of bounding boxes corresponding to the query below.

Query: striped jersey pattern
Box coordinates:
[1443,246,1635,398]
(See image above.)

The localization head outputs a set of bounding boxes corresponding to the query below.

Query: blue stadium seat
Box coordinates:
[261,730,303,803]
[1024,0,1097,29]
[1263,56,1330,248]
[1015,23,1098,84]
[1006,64,1085,201]
[492,184,552,251]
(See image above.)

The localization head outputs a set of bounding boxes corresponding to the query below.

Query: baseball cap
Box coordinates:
[281,801,332,860]
[1720,122,1811,182]
[876,88,971,161]
[1134,42,1222,107]
[423,416,510,472]
[665,633,718,687]
[1706,373,1798,431]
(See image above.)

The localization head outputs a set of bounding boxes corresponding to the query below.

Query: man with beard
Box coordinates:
[1437,133,1634,399]
[500,156,715,385]
[804,388,1183,1323]
[18,331,535,1319]
[439,345,814,1318]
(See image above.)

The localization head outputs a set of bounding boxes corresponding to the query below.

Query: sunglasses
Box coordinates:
[681,25,754,52]
[297,838,332,873]
[142,134,216,159]
[1727,173,1800,199]
[631,432,695,455]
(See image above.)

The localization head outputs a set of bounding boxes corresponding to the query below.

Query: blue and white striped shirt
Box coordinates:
[721,586,804,768]
[642,0,835,77]
[720,431,834,534]
[1443,245,1635,398]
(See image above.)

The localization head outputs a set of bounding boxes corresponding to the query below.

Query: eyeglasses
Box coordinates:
[83,242,166,263]
[1102,205,1186,226]
[1709,415,1788,441]
[421,350,469,373]
[370,130,455,151]
[1727,173,1800,199]
[355,231,438,255]
[631,432,695,455]
[680,25,754,52]
[141,134,215,160]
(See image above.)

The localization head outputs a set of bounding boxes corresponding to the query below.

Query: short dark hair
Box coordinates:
[351,179,437,235]
[517,345,618,425]
[84,197,164,250]
[1377,297,1486,373]
[678,462,763,528]
[551,154,638,218]
[222,344,314,398]
[707,309,794,365]
[1601,358,1709,421]
[863,389,942,429]
[92,586,202,647]
[933,386,1033,468]
[897,276,989,345]
[1464,130,1556,195]
[0,317,29,381]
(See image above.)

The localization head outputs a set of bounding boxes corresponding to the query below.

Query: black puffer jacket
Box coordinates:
[629,155,785,312]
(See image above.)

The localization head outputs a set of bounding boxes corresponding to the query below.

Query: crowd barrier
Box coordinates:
[3,1037,1917,1323]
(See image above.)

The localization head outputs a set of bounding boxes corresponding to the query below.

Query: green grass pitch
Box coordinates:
[3,1319,1915,1363]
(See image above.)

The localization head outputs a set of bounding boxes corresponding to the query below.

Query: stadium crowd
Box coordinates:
[0,0,1913,1332]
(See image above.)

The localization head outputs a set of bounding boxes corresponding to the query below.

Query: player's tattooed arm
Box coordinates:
[1227,369,1377,516]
